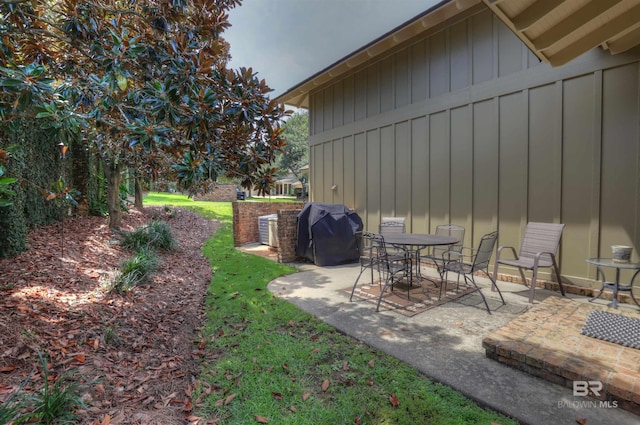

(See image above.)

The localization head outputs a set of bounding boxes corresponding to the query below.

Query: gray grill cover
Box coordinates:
[296,203,363,266]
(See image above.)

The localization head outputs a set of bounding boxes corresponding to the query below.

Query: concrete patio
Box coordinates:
[240,244,640,424]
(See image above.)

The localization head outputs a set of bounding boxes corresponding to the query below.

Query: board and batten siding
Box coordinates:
[307,9,640,288]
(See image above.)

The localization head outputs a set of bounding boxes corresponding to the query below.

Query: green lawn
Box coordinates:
[144,192,517,425]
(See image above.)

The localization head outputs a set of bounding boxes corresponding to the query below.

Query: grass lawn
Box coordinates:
[144,192,517,425]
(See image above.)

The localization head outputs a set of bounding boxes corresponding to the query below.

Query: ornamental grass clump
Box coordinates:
[112,247,159,293]
[4,352,84,424]
[121,220,176,252]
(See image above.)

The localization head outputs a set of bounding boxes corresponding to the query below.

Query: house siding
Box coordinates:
[307,9,640,288]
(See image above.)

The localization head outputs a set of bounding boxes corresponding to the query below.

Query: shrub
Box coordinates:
[121,246,158,277]
[6,352,84,424]
[121,220,176,252]
[111,247,159,293]
[0,397,19,424]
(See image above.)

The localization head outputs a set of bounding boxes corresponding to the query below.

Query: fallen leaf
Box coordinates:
[272,392,283,400]
[302,392,310,401]
[321,379,330,391]
[389,394,400,407]
[576,419,587,425]
[0,208,222,422]
[368,360,375,368]
[254,415,269,423]
[225,394,236,405]
[455,321,463,327]
[289,405,297,412]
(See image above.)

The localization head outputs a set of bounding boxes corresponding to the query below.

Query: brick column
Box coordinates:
[277,209,302,263]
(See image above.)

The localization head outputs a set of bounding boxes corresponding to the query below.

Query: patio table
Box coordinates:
[382,233,459,289]
[586,258,640,309]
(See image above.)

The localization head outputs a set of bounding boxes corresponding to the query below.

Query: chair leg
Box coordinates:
[465,275,492,315]
[528,267,537,303]
[439,269,450,300]
[518,267,529,288]
[370,263,375,288]
[492,261,499,292]
[481,270,505,306]
[349,267,366,302]
[552,257,565,296]
[376,273,394,312]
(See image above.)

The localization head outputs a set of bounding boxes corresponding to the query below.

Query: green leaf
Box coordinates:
[116,73,128,91]
[0,177,17,185]
[0,78,24,87]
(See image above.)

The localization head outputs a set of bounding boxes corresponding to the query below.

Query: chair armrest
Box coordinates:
[533,251,556,265]
[441,250,462,262]
[495,245,518,262]
[441,246,474,262]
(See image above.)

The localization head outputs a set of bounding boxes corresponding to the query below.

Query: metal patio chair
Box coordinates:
[492,222,566,303]
[350,231,384,298]
[379,217,407,256]
[349,232,409,311]
[420,224,465,281]
[379,217,406,235]
[442,231,505,314]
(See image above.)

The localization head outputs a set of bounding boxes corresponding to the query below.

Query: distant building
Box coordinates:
[274,175,302,196]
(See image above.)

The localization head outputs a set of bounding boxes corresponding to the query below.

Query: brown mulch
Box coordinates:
[0,207,220,424]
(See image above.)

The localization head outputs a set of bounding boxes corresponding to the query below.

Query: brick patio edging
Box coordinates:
[482,297,640,415]
[493,271,639,306]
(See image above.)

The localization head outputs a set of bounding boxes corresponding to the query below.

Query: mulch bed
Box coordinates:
[0,207,220,424]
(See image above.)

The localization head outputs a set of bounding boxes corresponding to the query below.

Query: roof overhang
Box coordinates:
[276,0,482,109]
[483,0,640,67]
[277,0,640,109]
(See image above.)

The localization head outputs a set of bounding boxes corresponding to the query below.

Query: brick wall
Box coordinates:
[277,209,302,263]
[194,184,237,202]
[232,201,304,251]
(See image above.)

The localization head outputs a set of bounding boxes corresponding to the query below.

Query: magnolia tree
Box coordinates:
[0,0,289,228]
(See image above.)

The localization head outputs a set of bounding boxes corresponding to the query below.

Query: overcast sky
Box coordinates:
[225,0,438,99]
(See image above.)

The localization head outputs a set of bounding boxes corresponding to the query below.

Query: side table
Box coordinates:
[586,258,640,309]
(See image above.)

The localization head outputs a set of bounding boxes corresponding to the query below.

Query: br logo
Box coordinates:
[573,380,602,397]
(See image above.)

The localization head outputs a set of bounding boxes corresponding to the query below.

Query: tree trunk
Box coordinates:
[103,160,123,230]
[70,136,89,215]
[134,176,144,209]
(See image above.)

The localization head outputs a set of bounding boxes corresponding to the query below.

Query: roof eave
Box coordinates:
[276,0,482,109]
